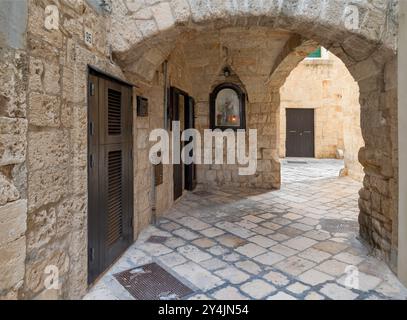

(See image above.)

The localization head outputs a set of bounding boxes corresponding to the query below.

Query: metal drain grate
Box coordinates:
[114,263,194,300]
[320,218,359,233]
[146,236,169,244]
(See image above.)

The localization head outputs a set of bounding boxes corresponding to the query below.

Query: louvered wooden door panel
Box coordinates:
[100,80,131,145]
[88,71,133,285]
[99,143,132,269]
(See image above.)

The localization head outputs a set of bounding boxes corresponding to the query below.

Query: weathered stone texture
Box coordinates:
[109,0,399,274]
[0,200,27,297]
[20,0,121,300]
[0,0,400,300]
[0,19,29,299]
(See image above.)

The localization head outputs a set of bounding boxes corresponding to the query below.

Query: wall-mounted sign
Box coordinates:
[210,83,246,130]
[84,29,93,47]
[137,96,148,117]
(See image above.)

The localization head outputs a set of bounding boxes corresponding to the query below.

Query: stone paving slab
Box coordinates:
[85,159,407,300]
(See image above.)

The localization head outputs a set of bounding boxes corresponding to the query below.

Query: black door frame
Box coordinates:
[185,96,197,191]
[170,87,196,200]
[87,67,134,285]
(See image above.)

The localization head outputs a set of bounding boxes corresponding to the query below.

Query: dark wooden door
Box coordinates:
[185,97,197,191]
[170,87,195,200]
[88,71,133,284]
[171,87,183,201]
[286,108,315,158]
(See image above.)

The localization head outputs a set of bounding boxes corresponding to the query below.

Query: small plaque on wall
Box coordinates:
[137,96,148,117]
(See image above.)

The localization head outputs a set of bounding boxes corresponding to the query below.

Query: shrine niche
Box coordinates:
[210,83,246,130]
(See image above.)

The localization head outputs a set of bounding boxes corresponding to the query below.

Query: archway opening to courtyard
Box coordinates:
[275,47,366,249]
[6,0,405,300]
[85,14,403,298]
[79,0,401,297]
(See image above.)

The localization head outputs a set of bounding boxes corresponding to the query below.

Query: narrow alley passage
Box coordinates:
[85,160,407,300]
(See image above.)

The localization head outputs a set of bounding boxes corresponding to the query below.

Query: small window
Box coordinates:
[308,47,322,58]
[306,47,329,60]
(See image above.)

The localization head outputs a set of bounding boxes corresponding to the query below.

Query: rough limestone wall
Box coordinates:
[129,44,193,229]
[171,28,292,190]
[355,54,399,269]
[339,63,364,182]
[22,0,128,299]
[0,1,29,299]
[18,0,188,299]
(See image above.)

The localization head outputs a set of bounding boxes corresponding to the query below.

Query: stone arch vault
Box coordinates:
[108,0,399,269]
[0,0,402,299]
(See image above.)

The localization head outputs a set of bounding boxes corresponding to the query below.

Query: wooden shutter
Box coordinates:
[88,71,133,284]
[106,149,124,246]
[107,89,122,136]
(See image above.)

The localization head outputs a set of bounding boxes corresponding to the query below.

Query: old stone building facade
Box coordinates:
[279,51,364,180]
[0,0,405,300]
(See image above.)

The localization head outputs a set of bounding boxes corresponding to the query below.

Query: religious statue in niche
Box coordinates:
[210,83,246,130]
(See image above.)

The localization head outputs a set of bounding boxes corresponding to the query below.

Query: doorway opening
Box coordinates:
[170,87,197,201]
[279,48,363,181]
[285,108,315,158]
[87,69,134,284]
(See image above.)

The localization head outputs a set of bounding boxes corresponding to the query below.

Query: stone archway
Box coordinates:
[1,0,401,300]
[107,0,399,271]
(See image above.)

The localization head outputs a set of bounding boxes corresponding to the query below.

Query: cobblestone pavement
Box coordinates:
[85,159,407,300]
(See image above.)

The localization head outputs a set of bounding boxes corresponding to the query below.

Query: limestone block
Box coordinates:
[28,167,69,212]
[27,208,56,251]
[72,165,87,196]
[0,117,27,166]
[28,130,69,171]
[109,17,144,53]
[11,162,27,200]
[61,102,73,128]
[135,19,158,39]
[188,0,229,24]
[27,2,63,49]
[28,93,61,127]
[24,247,69,294]
[33,288,60,300]
[61,67,75,102]
[0,49,27,118]
[136,150,150,170]
[43,62,61,96]
[0,237,26,293]
[0,200,27,246]
[137,129,149,149]
[28,58,44,92]
[348,58,381,82]
[0,173,20,206]
[62,14,83,40]
[27,36,60,62]
[257,160,272,172]
[71,106,87,168]
[151,2,175,31]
